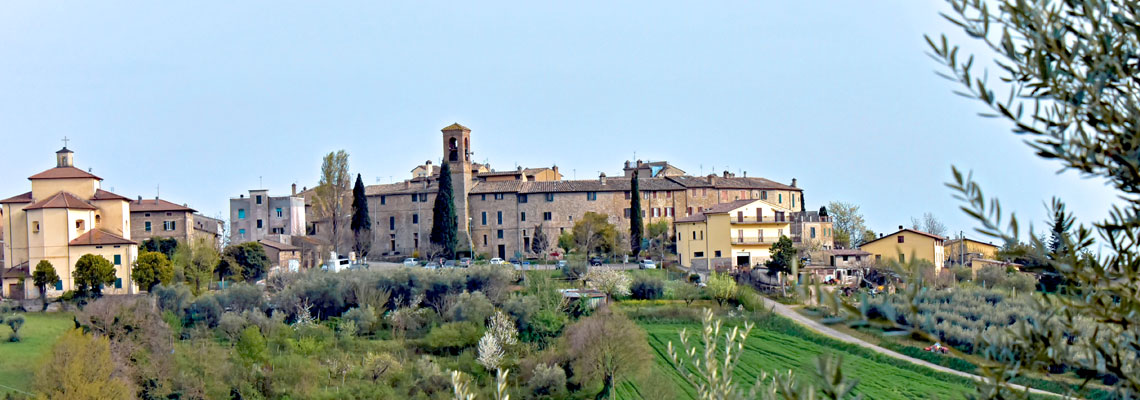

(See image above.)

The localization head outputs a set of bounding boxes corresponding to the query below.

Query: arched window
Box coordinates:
[448,138,459,161]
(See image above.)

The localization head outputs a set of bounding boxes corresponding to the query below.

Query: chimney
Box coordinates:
[743,171,747,178]
[898,225,904,231]
[707,174,717,185]
[599,172,607,185]
[240,194,245,198]
[137,195,141,203]
[624,160,631,169]
[880,233,884,238]
[723,170,730,178]
[292,183,297,196]
[426,160,432,165]
[791,178,798,188]
[552,165,559,175]
[636,160,643,167]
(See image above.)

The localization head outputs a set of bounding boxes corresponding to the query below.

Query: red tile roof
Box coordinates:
[70,229,137,246]
[441,122,470,131]
[91,189,130,201]
[23,192,97,210]
[860,228,948,247]
[674,214,707,223]
[702,199,763,214]
[258,239,299,251]
[28,166,102,181]
[0,192,32,204]
[130,198,196,213]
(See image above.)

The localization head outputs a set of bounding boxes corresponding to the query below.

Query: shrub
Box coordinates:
[446,291,495,323]
[666,281,703,305]
[34,329,132,399]
[5,314,25,342]
[528,363,568,398]
[219,283,265,313]
[951,266,973,282]
[235,326,268,365]
[218,312,249,341]
[153,283,192,316]
[999,273,1037,293]
[422,322,483,354]
[186,294,222,328]
[976,265,1007,288]
[342,307,378,335]
[561,262,588,280]
[630,277,664,300]
[706,273,737,306]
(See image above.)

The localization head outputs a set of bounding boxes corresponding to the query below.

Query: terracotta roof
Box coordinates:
[675,214,707,223]
[0,192,32,204]
[477,168,553,177]
[441,122,470,131]
[91,189,130,201]
[130,198,196,213]
[70,229,137,246]
[259,239,299,251]
[28,166,102,181]
[3,262,29,278]
[24,192,97,210]
[860,228,948,247]
[702,199,764,214]
[666,176,799,191]
[469,177,686,194]
[828,249,872,256]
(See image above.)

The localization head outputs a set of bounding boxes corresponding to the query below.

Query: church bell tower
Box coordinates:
[441,123,474,253]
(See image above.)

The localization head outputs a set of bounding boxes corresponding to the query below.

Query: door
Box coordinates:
[8,283,24,300]
[736,254,750,267]
[497,245,506,259]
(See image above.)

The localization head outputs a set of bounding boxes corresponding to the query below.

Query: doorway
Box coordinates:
[736,254,751,267]
[497,245,506,259]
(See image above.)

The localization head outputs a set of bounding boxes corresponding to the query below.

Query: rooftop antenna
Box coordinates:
[156,184,160,198]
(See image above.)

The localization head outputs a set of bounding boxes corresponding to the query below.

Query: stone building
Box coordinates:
[1,147,138,299]
[129,197,195,243]
[360,123,823,261]
[229,188,306,245]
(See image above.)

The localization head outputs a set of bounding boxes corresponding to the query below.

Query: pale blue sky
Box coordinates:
[0,1,1117,239]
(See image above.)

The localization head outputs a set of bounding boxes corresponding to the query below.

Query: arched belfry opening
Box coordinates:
[449,137,459,162]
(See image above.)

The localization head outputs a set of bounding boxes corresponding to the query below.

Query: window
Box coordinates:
[792,194,796,206]
[897,235,905,243]
[653,191,658,199]
[700,231,704,240]
[545,193,554,202]
[543,212,552,221]
[842,255,849,261]
[667,207,674,217]
[389,216,395,230]
[497,211,503,224]
[518,194,528,203]
[761,191,767,200]
[481,194,486,201]
[95,215,100,224]
[412,214,419,224]
[276,208,283,218]
[714,250,722,257]
[520,212,526,222]
[624,208,631,218]
[419,193,428,202]
[652,208,661,217]
[145,221,152,232]
[380,195,386,205]
[144,213,151,217]
[876,254,882,261]
[494,193,505,200]
[239,228,246,238]
[686,207,693,215]
[483,235,488,246]
[694,251,704,258]
[163,221,176,231]
[166,212,172,217]
[55,280,63,291]
[778,194,783,203]
[414,233,419,248]
[73,219,84,232]
[692,231,697,240]
[666,191,673,198]
[238,209,246,219]
[643,192,650,200]
[113,255,121,265]
[256,195,263,205]
[256,219,263,229]
[810,227,816,239]
[481,212,487,225]
[115,278,122,289]
[586,192,597,201]
[411,194,418,202]
[272,228,284,234]
[624,191,631,200]
[497,230,504,239]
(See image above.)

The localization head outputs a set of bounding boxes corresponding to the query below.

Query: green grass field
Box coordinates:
[0,312,74,396]
[622,321,974,400]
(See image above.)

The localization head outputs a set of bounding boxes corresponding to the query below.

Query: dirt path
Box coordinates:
[758,296,1066,398]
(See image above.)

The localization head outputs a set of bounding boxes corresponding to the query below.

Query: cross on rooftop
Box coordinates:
[62,136,69,148]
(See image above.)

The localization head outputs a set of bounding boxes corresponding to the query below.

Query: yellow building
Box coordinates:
[944,237,998,265]
[859,226,946,271]
[1,147,138,299]
[675,199,794,271]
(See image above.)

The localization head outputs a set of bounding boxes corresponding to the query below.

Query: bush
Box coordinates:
[446,291,495,323]
[186,294,222,328]
[218,312,249,341]
[951,266,973,282]
[976,265,1007,288]
[630,277,664,300]
[342,307,379,335]
[421,322,483,354]
[584,269,632,298]
[561,262,587,280]
[999,273,1036,293]
[153,283,193,316]
[5,314,25,342]
[219,283,265,313]
[528,363,568,398]
[706,273,737,306]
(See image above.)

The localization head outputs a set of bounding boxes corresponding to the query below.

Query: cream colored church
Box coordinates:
[1,147,138,299]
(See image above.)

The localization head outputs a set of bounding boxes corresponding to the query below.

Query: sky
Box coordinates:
[0,1,1119,241]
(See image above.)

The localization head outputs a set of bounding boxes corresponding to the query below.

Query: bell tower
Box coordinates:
[441,123,474,252]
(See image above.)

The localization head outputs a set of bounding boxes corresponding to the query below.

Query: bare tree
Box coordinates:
[314,150,351,256]
[909,212,947,237]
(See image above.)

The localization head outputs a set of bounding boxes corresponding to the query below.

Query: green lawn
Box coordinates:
[624,320,974,400]
[0,312,74,396]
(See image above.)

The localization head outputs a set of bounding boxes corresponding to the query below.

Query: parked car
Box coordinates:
[459,257,472,267]
[403,258,418,267]
[557,260,568,268]
[489,258,505,265]
[639,259,657,269]
[443,260,458,268]
[425,261,441,270]
[589,257,604,266]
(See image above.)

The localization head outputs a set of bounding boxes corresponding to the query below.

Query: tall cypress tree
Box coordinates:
[351,174,372,257]
[430,162,458,259]
[629,170,644,257]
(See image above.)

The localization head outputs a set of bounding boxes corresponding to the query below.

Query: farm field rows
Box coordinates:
[623,321,974,400]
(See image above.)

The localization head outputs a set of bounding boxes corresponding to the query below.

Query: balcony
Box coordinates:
[731,237,779,245]
[730,216,789,225]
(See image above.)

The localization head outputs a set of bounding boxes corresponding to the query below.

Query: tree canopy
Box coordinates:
[826,201,867,248]
[33,260,59,302]
[73,254,117,297]
[572,212,618,257]
[132,251,173,292]
[430,162,458,259]
[629,170,643,257]
[351,173,372,257]
[314,150,351,255]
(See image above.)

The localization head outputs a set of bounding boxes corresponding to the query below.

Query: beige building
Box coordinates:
[674,199,795,271]
[1,147,138,299]
[229,188,306,245]
[258,239,301,271]
[129,197,223,247]
[860,226,947,271]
